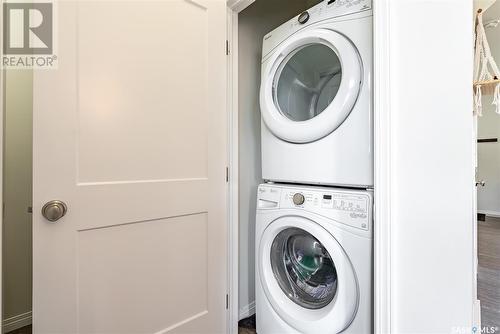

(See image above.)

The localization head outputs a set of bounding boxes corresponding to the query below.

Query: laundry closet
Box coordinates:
[235,0,373,332]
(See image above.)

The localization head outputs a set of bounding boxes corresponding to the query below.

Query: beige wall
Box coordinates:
[237,0,321,318]
[2,70,33,321]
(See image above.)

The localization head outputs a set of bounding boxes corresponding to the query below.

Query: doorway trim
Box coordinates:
[226,2,255,333]
[226,1,254,333]
[226,4,241,334]
[372,0,393,332]
[0,1,4,331]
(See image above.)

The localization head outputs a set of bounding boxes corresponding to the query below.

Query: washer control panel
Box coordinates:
[257,184,373,231]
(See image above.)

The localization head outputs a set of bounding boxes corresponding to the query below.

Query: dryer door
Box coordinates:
[258,216,358,334]
[260,28,361,143]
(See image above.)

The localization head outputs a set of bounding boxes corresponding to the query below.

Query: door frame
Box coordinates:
[372,0,392,331]
[225,0,394,333]
[0,1,4,332]
[226,3,244,334]
[473,114,481,328]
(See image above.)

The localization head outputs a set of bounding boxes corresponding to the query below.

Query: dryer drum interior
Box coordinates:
[273,43,343,122]
[270,227,338,309]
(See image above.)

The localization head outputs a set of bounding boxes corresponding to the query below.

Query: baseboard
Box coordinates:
[477,210,500,218]
[3,311,32,333]
[238,301,256,321]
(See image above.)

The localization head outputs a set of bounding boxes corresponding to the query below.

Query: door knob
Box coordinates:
[42,200,67,222]
[476,180,486,187]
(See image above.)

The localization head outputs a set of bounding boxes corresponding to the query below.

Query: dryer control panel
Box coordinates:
[257,184,373,231]
[262,0,372,58]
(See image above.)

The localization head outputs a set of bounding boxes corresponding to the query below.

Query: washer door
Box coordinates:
[258,216,358,334]
[260,28,361,143]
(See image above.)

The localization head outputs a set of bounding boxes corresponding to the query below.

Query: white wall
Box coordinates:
[2,70,33,325]
[237,0,320,318]
[383,0,475,331]
[477,1,500,216]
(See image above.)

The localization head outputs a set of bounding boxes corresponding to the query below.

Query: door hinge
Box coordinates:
[226,294,229,309]
[226,40,230,55]
[226,167,229,183]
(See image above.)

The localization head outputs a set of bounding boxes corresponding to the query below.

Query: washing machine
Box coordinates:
[260,0,373,188]
[255,183,372,334]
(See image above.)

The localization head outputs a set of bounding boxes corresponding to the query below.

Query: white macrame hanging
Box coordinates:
[474,10,500,116]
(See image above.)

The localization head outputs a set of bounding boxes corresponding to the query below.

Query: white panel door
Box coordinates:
[32,1,228,333]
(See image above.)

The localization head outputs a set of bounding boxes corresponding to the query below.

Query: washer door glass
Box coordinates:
[270,227,338,309]
[274,44,342,122]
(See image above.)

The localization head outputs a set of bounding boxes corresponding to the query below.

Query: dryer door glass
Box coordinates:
[270,227,337,309]
[273,44,342,122]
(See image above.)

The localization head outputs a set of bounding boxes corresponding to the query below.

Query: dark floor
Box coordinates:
[239,314,256,334]
[478,217,500,327]
[5,325,31,334]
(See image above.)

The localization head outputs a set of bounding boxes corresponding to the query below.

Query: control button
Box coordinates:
[292,193,305,206]
[298,11,310,24]
[322,198,334,209]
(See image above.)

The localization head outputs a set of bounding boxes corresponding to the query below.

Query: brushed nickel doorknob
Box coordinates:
[42,200,67,222]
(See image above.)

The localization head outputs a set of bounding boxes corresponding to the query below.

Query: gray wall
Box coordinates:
[2,70,33,322]
[237,0,321,317]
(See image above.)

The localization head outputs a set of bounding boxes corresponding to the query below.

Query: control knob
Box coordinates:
[298,11,310,24]
[292,193,305,206]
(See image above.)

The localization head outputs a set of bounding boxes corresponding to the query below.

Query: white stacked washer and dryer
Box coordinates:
[255,0,373,333]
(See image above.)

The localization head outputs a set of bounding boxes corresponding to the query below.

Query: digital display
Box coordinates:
[323,195,332,200]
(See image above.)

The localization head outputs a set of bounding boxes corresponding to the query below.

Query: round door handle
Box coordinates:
[42,200,67,222]
[476,180,486,187]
